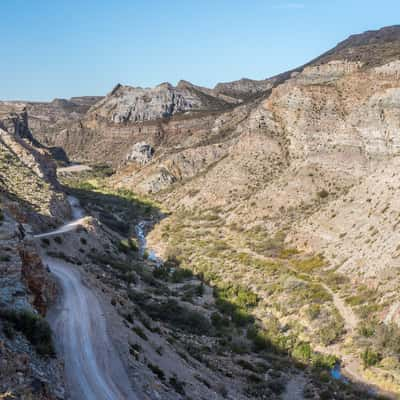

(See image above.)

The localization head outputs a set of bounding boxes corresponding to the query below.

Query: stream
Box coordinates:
[134,220,163,266]
[331,364,348,383]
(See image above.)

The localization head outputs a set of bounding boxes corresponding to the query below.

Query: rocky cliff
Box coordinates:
[0,106,69,399]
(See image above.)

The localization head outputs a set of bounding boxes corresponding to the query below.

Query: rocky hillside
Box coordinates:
[1,97,102,163]
[0,106,70,399]
[63,25,400,395]
[0,103,69,228]
[6,24,400,398]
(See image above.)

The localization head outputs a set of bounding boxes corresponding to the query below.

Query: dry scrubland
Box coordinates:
[56,168,381,399]
[2,25,400,399]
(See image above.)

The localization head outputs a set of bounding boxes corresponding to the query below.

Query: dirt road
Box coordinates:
[36,196,137,399]
[46,256,137,400]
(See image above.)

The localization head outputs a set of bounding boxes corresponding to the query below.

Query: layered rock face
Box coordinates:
[105,26,400,331]
[23,25,400,315]
[90,81,237,124]
[21,26,400,227]
[214,77,275,99]
[0,104,69,228]
[0,103,31,139]
[126,142,154,164]
[6,96,102,163]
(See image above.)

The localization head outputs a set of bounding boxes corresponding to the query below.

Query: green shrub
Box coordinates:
[358,321,376,338]
[196,282,204,296]
[311,353,338,370]
[148,363,165,381]
[231,308,254,327]
[292,342,312,362]
[2,321,15,339]
[139,299,212,335]
[346,295,367,306]
[291,255,325,273]
[0,309,54,356]
[246,326,272,353]
[153,265,171,280]
[215,285,258,310]
[361,348,380,369]
[171,268,193,283]
[318,318,345,345]
[118,238,138,253]
[211,312,230,331]
[132,325,148,341]
[279,248,299,259]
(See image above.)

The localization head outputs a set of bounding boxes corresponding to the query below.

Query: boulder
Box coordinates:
[126,142,154,165]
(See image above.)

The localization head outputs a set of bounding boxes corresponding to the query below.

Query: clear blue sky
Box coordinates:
[1,0,399,101]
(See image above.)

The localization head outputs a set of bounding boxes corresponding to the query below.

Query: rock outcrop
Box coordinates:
[0,104,69,229]
[214,77,275,99]
[126,142,154,164]
[0,107,69,399]
[88,81,236,124]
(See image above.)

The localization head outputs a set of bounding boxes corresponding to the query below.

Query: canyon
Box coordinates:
[1,25,400,399]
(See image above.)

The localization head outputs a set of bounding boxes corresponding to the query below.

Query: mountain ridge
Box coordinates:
[2,24,400,398]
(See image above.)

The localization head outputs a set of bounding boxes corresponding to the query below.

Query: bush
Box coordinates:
[215,285,258,310]
[54,236,63,244]
[153,265,170,280]
[211,312,230,331]
[148,363,165,381]
[140,298,212,335]
[169,374,185,394]
[361,348,380,369]
[0,309,55,356]
[358,321,376,338]
[2,321,15,339]
[317,189,329,199]
[246,326,272,353]
[318,317,344,346]
[292,342,312,362]
[118,238,138,253]
[311,353,338,370]
[291,255,325,273]
[171,268,193,283]
[132,325,148,341]
[41,238,50,246]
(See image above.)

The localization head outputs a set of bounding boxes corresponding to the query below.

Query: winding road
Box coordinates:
[35,197,137,400]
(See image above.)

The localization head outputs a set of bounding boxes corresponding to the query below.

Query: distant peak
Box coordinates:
[110,83,123,96]
[176,80,194,89]
[156,82,174,90]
